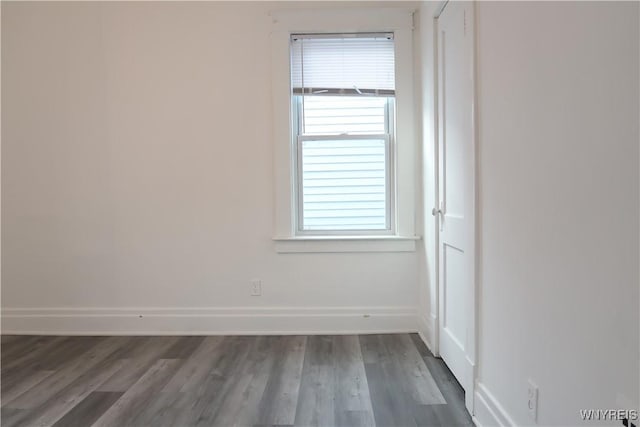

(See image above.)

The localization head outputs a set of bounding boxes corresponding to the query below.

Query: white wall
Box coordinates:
[474,2,639,425]
[1,1,421,334]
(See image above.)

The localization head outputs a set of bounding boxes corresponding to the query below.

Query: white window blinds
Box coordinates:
[291,34,395,96]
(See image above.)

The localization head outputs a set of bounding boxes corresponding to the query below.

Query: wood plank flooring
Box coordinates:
[1,334,473,427]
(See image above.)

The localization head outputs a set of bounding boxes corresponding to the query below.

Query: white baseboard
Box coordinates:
[473,382,516,427]
[416,313,434,353]
[1,306,418,335]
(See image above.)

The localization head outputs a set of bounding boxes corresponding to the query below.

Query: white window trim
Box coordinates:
[271,7,419,253]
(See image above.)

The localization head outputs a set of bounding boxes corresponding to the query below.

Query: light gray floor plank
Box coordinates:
[360,334,420,427]
[209,336,280,427]
[1,336,66,374]
[51,392,124,427]
[146,337,247,427]
[97,337,179,392]
[1,407,27,427]
[409,334,474,426]
[1,335,23,345]
[130,337,268,426]
[136,336,250,427]
[36,337,103,371]
[192,336,255,427]
[92,358,181,427]
[333,335,375,427]
[6,337,128,410]
[16,358,127,427]
[294,336,336,427]
[1,336,41,361]
[382,334,446,405]
[256,336,306,426]
[161,336,206,359]
[162,336,225,394]
[126,390,197,427]
[1,369,55,407]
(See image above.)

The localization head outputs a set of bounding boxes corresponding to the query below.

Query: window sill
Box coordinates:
[273,235,420,253]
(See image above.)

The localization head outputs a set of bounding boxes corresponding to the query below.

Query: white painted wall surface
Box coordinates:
[474,2,639,425]
[1,1,420,334]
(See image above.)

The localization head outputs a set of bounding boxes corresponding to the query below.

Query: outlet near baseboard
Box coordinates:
[527,379,538,422]
[250,279,262,296]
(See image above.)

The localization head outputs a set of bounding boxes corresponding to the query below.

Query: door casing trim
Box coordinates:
[432,0,479,416]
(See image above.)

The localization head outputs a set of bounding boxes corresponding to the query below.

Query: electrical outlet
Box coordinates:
[250,279,262,296]
[527,380,538,422]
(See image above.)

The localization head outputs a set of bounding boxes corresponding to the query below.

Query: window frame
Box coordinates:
[270,7,418,252]
[293,92,396,236]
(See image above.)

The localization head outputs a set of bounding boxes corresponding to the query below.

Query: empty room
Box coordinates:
[1,1,638,426]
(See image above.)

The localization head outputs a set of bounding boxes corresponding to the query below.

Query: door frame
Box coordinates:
[432,0,479,415]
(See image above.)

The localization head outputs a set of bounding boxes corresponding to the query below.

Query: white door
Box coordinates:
[436,0,476,412]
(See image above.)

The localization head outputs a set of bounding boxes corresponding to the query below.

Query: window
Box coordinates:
[291,34,396,235]
[271,8,417,252]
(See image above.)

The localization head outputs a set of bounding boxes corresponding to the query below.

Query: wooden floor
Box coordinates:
[1,334,473,427]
